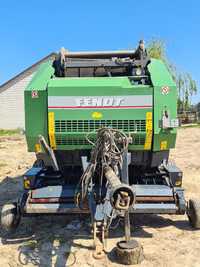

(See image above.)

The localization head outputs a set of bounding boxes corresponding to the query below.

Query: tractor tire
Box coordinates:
[187,199,200,229]
[1,203,21,232]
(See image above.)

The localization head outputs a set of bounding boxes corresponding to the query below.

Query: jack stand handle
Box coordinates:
[125,211,131,242]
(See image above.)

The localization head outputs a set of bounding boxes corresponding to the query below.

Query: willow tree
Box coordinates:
[147,39,198,113]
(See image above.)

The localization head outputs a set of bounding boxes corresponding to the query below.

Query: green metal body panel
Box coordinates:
[48,78,152,150]
[148,59,177,151]
[24,58,178,154]
[25,61,54,151]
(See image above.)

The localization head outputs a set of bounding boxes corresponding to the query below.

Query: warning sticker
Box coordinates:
[31,90,38,98]
[161,86,170,95]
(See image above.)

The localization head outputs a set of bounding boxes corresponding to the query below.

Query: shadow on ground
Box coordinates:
[0,175,194,267]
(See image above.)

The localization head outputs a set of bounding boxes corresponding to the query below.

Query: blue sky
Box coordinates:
[0,0,199,103]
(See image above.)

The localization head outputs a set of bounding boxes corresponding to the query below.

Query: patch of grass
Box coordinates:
[180,123,200,129]
[0,128,22,136]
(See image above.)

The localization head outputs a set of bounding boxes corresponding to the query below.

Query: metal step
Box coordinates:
[134,185,174,197]
[131,203,177,214]
[25,203,89,214]
[25,184,177,215]
[31,184,174,199]
[31,185,75,199]
[25,202,178,215]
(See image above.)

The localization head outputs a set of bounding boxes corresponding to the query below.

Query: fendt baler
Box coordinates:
[2,48,200,263]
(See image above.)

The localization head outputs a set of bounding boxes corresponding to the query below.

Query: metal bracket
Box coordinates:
[175,188,186,214]
[38,135,59,171]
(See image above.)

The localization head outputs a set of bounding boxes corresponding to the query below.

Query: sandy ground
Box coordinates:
[0,127,200,267]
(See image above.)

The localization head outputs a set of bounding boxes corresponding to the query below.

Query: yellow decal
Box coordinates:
[92,111,103,120]
[35,143,41,153]
[48,112,56,149]
[160,140,167,150]
[175,180,182,187]
[24,179,31,189]
[144,112,152,150]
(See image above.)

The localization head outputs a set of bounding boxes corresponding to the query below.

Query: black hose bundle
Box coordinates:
[77,128,130,202]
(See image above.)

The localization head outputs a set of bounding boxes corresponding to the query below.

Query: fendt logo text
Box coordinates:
[75,97,125,107]
[47,95,152,109]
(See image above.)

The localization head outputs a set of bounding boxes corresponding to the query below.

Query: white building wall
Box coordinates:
[0,72,35,129]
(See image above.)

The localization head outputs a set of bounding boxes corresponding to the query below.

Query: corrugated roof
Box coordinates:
[0,52,57,93]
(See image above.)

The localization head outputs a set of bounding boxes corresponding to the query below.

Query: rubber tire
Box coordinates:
[1,203,21,232]
[188,199,200,229]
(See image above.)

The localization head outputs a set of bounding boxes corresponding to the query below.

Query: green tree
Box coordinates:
[147,39,198,113]
[147,39,166,61]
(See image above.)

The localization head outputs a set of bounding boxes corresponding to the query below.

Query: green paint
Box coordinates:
[148,59,177,151]
[25,61,54,151]
[48,77,151,96]
[25,58,178,153]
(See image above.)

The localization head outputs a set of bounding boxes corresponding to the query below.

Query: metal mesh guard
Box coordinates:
[55,120,146,133]
[55,135,145,146]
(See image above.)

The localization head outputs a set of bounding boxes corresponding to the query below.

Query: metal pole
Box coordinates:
[125,211,131,242]
[122,150,131,242]
[61,48,135,59]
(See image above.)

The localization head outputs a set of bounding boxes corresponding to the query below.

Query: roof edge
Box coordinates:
[0,52,57,92]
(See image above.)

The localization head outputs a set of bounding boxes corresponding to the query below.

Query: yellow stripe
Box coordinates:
[160,140,167,150]
[48,112,56,149]
[144,112,152,150]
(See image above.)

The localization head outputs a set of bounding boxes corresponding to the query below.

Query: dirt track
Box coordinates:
[0,127,200,267]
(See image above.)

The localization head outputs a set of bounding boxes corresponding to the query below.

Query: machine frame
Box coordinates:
[1,49,200,264]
